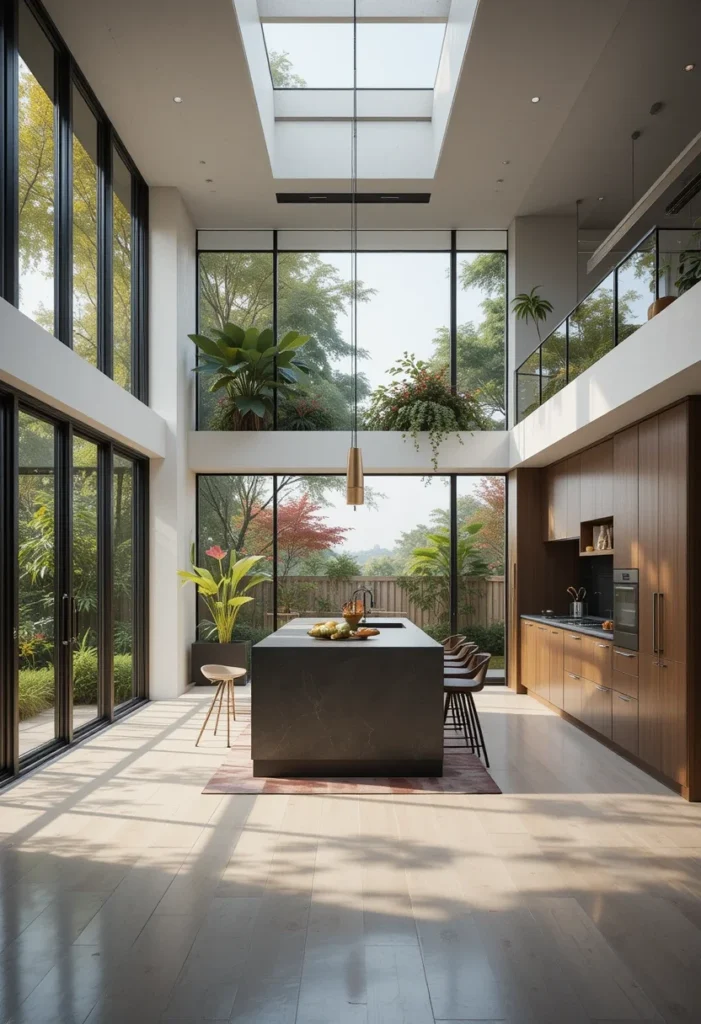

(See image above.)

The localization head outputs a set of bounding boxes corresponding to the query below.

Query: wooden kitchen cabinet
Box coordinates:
[580,440,613,521]
[565,455,581,539]
[521,620,537,690]
[564,631,583,676]
[535,625,550,699]
[588,637,613,687]
[613,425,639,568]
[612,691,638,756]
[660,659,687,786]
[544,462,568,541]
[548,628,564,709]
[638,653,662,771]
[638,416,659,657]
[657,405,687,664]
[563,668,583,719]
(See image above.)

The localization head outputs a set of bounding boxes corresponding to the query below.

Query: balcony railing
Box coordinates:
[515,226,700,423]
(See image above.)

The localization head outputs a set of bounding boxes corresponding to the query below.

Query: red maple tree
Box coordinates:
[246,493,351,576]
[467,477,505,572]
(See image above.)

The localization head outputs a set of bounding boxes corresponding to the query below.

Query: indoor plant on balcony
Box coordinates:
[365,353,486,471]
[189,323,311,430]
[179,545,270,684]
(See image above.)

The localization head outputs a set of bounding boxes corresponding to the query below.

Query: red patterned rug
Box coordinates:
[201,713,501,795]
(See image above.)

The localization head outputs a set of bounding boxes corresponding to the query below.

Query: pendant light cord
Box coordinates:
[350,0,358,449]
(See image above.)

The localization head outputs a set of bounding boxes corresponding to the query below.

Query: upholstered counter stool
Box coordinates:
[196,665,246,747]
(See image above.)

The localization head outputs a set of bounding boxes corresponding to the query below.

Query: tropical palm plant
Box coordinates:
[406,523,488,577]
[189,323,311,430]
[177,544,270,644]
[511,287,554,343]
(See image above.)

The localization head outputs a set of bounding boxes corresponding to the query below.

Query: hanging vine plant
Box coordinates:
[365,353,487,471]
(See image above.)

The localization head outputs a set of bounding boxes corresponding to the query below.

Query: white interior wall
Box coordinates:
[148,188,197,700]
[507,215,578,424]
[0,297,166,456]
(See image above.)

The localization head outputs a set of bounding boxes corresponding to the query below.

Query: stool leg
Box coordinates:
[467,692,489,767]
[214,681,226,735]
[458,693,474,751]
[231,678,236,721]
[226,679,231,747]
[196,681,222,747]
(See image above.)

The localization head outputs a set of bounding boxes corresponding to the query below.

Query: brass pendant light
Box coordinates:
[346,0,364,507]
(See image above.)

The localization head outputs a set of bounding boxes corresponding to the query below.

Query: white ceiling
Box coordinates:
[43,0,701,231]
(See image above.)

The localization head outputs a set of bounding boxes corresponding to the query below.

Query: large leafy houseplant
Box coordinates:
[189,323,311,430]
[365,353,486,471]
[178,545,269,644]
[675,245,701,296]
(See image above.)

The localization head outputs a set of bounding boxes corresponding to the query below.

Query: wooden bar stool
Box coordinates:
[196,664,246,747]
[443,653,491,765]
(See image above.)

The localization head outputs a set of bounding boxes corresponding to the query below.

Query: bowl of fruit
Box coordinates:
[307,621,379,641]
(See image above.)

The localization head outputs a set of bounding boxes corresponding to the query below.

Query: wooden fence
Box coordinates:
[241,575,505,631]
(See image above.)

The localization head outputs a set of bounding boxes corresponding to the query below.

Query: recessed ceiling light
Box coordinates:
[502,160,510,165]
[496,178,504,183]
[205,178,213,183]
[598,195,605,201]
[199,160,206,165]
[684,62,695,71]
[531,96,540,103]
[173,96,183,103]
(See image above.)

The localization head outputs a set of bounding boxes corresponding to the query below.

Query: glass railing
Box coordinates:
[515,226,700,422]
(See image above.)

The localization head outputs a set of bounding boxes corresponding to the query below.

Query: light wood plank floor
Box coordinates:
[2,685,701,1023]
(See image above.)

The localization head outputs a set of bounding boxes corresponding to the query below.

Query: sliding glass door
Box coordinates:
[1,392,148,778]
[17,411,58,757]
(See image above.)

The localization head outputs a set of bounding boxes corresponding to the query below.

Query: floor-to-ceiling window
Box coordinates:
[1,0,149,402]
[195,473,507,678]
[195,232,508,431]
[0,388,149,781]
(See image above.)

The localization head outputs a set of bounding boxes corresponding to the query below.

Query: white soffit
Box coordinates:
[196,230,505,251]
[197,230,275,250]
[258,1,451,22]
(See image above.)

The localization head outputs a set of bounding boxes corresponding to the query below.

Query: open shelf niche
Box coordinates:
[579,517,614,557]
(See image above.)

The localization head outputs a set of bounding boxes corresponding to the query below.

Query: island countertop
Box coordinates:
[251,616,444,777]
[253,616,441,650]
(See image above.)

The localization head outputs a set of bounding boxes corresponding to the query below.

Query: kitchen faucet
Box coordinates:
[351,587,375,622]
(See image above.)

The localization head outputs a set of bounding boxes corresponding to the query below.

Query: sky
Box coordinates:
[301,474,486,553]
[262,22,446,89]
[320,250,490,392]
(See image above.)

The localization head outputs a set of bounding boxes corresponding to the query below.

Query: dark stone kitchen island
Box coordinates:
[251,617,444,777]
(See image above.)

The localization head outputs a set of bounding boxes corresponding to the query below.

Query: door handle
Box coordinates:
[596,643,609,649]
[616,693,632,702]
[61,593,71,646]
[596,684,609,692]
[567,672,580,679]
[614,650,635,658]
[658,593,664,655]
[652,592,658,654]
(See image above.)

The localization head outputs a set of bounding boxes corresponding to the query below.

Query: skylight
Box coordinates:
[262,22,446,90]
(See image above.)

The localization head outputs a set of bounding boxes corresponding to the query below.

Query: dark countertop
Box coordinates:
[254,616,441,650]
[521,613,614,641]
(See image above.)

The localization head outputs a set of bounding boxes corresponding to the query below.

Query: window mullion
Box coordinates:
[98,122,113,379]
[1,0,19,306]
[56,47,72,345]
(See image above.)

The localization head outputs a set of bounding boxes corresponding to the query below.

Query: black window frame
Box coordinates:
[0,0,149,403]
[0,380,149,786]
[194,234,509,430]
[194,470,508,683]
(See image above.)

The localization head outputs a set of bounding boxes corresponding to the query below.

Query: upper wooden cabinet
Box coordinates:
[613,426,639,568]
[580,440,613,522]
[565,455,581,540]
[544,457,580,541]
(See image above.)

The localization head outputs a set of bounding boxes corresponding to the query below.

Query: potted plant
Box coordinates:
[178,545,270,685]
[365,353,487,471]
[511,286,554,343]
[188,323,311,430]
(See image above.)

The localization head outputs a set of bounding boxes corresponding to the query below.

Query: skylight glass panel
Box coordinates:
[262,22,446,89]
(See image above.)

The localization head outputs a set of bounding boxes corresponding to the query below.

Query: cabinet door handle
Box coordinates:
[570,635,581,641]
[596,643,609,649]
[596,684,609,692]
[660,661,668,669]
[551,630,559,635]
[658,592,664,655]
[567,672,580,679]
[614,650,635,658]
[616,693,632,702]
[652,592,658,654]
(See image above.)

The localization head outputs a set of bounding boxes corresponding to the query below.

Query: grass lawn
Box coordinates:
[490,655,505,670]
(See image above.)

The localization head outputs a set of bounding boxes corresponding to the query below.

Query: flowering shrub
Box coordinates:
[365,353,487,470]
